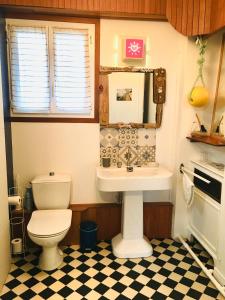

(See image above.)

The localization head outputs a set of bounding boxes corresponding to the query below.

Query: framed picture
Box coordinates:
[116,88,132,101]
[123,38,145,60]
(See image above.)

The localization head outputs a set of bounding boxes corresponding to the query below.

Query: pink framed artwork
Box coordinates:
[123,38,145,60]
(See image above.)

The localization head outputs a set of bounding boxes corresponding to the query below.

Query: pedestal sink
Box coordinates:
[96,165,173,258]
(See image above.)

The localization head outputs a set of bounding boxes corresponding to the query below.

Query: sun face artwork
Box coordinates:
[124,38,145,60]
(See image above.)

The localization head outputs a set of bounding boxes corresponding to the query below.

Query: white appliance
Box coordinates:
[188,161,225,286]
[27,173,72,271]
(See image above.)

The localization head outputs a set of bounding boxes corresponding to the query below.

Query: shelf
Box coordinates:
[187,135,225,146]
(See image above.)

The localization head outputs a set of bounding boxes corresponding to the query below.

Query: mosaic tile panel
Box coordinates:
[118,128,138,147]
[100,128,156,167]
[137,146,156,165]
[137,128,156,147]
[118,146,138,166]
[100,146,119,167]
[100,128,119,148]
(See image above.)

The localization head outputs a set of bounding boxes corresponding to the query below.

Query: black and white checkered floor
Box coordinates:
[1,239,224,299]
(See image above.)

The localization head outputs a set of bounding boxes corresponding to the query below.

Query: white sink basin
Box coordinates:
[96,164,173,259]
[96,165,173,192]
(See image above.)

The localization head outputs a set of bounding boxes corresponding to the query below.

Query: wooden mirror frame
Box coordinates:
[99,66,166,128]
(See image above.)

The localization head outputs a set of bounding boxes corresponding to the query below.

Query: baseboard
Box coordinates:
[62,202,173,245]
[213,267,225,286]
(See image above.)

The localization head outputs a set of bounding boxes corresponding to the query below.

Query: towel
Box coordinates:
[182,172,194,208]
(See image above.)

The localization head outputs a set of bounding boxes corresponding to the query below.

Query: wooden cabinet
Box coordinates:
[166,0,225,36]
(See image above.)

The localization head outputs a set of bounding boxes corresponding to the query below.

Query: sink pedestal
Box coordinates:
[112,191,153,258]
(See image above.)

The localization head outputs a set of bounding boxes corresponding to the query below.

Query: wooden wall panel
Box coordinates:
[16,202,172,248]
[62,202,173,246]
[170,0,177,30]
[181,0,188,36]
[187,0,194,36]
[175,0,183,34]
[1,0,225,35]
[0,0,167,20]
[144,202,173,238]
[192,0,200,36]
[210,0,225,33]
[198,0,206,34]
[166,0,225,36]
[204,0,212,33]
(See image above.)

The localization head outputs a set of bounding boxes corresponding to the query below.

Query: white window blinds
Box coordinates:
[9,26,50,113]
[53,28,92,114]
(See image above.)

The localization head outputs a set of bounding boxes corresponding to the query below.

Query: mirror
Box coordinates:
[211,34,225,137]
[99,66,166,128]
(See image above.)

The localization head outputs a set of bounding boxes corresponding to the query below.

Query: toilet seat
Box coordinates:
[27,209,72,237]
[29,228,68,239]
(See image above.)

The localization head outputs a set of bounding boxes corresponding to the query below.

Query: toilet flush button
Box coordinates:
[49,172,55,176]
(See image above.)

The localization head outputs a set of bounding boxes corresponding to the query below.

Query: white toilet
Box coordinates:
[27,173,72,271]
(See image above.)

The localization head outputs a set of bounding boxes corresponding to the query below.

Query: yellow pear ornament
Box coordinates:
[189,86,209,107]
[188,37,209,107]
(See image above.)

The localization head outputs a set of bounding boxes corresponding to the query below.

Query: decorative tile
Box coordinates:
[118,128,138,147]
[99,128,156,167]
[137,128,156,147]
[100,128,119,147]
[118,146,138,166]
[100,146,119,167]
[137,146,156,165]
[1,239,222,300]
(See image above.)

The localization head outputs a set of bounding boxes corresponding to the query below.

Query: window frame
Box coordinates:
[6,14,100,123]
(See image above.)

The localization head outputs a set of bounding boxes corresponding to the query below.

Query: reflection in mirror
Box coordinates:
[99,67,166,128]
[108,72,156,124]
[212,34,225,136]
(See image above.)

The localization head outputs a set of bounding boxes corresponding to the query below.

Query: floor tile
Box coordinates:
[0,239,223,300]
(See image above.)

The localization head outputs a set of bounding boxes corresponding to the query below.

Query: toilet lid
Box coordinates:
[27,209,72,236]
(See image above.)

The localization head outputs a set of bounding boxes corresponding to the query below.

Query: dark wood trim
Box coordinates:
[0,4,167,22]
[10,117,99,123]
[19,202,173,247]
[4,12,100,23]
[5,14,100,124]
[62,202,173,245]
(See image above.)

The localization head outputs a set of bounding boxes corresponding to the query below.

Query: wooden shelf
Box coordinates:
[187,135,225,146]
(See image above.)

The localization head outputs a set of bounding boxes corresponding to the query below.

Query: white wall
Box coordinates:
[0,55,11,291]
[12,19,186,204]
[173,30,225,237]
[12,123,104,204]
[10,19,225,240]
[100,19,187,203]
[100,20,185,171]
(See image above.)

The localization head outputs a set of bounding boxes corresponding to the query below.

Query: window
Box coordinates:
[6,19,98,121]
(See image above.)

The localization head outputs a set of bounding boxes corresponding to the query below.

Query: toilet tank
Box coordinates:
[31,173,71,210]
